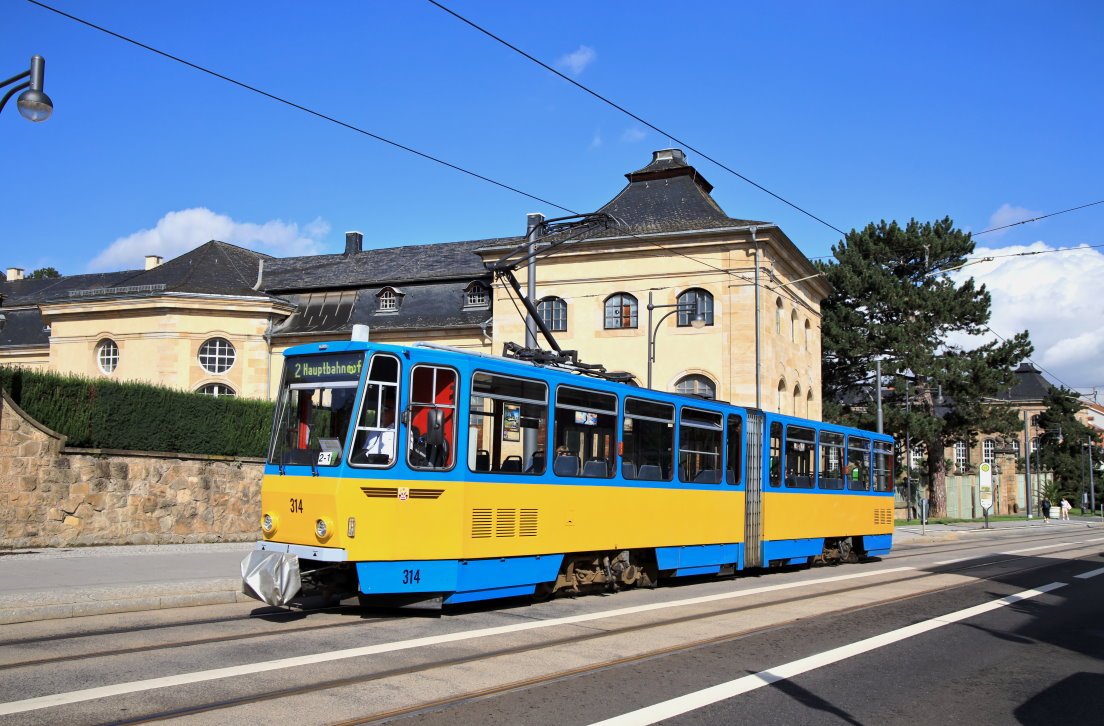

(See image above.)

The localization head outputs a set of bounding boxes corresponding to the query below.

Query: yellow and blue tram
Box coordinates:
[242,340,895,609]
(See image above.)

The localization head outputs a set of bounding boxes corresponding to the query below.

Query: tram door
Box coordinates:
[743,413,764,568]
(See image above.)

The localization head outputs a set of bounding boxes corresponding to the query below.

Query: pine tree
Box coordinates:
[817,218,1032,516]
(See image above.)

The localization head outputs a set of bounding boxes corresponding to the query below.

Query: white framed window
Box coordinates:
[197,383,236,398]
[1031,437,1039,452]
[465,282,489,308]
[676,289,714,327]
[379,289,398,311]
[1030,414,1040,427]
[982,439,995,464]
[198,337,236,374]
[954,441,968,470]
[675,374,716,399]
[537,297,567,332]
[1011,439,1020,455]
[96,339,119,374]
[604,293,638,329]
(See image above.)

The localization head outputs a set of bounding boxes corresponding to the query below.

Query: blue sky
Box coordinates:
[3,1,1103,389]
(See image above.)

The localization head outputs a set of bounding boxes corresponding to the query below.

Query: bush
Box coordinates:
[0,367,273,457]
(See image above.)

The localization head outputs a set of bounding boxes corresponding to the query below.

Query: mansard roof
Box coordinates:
[995,362,1055,403]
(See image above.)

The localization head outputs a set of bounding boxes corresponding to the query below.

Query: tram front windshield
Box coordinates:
[268,352,364,467]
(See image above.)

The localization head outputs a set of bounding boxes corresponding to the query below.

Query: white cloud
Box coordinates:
[87,208,331,271]
[984,203,1043,238]
[557,45,596,76]
[621,126,647,143]
[950,241,1104,389]
[590,129,603,149]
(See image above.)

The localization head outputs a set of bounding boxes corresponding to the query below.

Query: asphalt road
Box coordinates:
[1,526,1101,725]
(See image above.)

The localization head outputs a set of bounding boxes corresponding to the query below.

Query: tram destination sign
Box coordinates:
[287,353,365,384]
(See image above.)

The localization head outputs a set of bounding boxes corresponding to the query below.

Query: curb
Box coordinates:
[0,578,254,626]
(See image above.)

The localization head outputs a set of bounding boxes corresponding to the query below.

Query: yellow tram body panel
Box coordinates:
[261,474,746,561]
[761,491,894,541]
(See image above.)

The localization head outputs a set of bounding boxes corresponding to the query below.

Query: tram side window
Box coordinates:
[270,385,358,467]
[679,408,723,483]
[873,441,894,492]
[622,398,674,481]
[847,436,871,491]
[726,414,743,485]
[349,354,401,467]
[408,365,457,470]
[819,432,845,490]
[467,372,547,475]
[785,425,816,488]
[768,422,783,487]
[554,386,617,478]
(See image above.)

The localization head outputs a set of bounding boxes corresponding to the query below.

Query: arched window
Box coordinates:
[377,287,404,312]
[604,293,638,329]
[96,339,119,374]
[677,288,714,327]
[804,319,811,350]
[777,378,786,413]
[537,296,567,332]
[806,390,813,418]
[1030,437,1039,452]
[1010,439,1020,455]
[197,383,236,398]
[791,310,798,343]
[198,337,236,374]
[775,298,783,334]
[793,384,801,416]
[464,281,489,308]
[982,439,995,464]
[675,374,716,399]
[1030,414,1040,427]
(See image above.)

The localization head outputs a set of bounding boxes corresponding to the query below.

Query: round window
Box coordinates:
[96,339,119,374]
[198,337,236,374]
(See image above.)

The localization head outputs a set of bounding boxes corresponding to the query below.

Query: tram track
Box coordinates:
[2,533,1097,674]
[57,545,1102,725]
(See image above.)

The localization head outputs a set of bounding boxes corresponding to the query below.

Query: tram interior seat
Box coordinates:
[553,454,580,477]
[637,464,663,481]
[499,455,523,473]
[693,468,721,484]
[621,461,637,480]
[475,449,491,472]
[582,459,607,478]
[524,451,545,474]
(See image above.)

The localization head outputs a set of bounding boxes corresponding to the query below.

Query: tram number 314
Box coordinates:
[290,498,303,513]
[402,569,421,585]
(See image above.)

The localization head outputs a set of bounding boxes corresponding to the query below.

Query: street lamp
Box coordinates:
[646,290,705,389]
[1,55,53,122]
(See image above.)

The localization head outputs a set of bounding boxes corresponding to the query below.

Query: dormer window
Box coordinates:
[464,281,489,308]
[376,286,404,313]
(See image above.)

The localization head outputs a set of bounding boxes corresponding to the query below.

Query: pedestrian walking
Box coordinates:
[1041,497,1051,523]
[1060,498,1071,521]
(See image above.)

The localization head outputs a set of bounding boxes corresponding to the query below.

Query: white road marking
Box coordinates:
[1085,537,1104,543]
[1074,566,1104,580]
[0,566,914,716]
[1000,543,1072,555]
[933,557,972,565]
[588,581,1066,726]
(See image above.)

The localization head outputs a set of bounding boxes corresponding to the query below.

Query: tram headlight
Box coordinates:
[315,518,332,540]
[262,513,277,534]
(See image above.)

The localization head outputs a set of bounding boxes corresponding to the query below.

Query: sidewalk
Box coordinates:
[0,542,255,626]
[2,519,1100,626]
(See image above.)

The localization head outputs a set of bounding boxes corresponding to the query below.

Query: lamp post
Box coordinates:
[1,55,53,122]
[646,290,705,389]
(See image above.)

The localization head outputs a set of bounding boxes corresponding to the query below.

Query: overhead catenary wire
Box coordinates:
[29,0,816,311]
[426,0,847,238]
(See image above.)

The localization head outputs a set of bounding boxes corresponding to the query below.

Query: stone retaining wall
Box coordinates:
[0,389,262,548]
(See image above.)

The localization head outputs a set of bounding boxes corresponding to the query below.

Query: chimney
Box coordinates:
[145,255,163,270]
[6,268,24,281]
[345,231,363,256]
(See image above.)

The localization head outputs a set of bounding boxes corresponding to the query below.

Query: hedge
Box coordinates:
[0,367,274,457]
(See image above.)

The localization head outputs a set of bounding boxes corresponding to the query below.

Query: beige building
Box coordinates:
[0,149,829,416]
